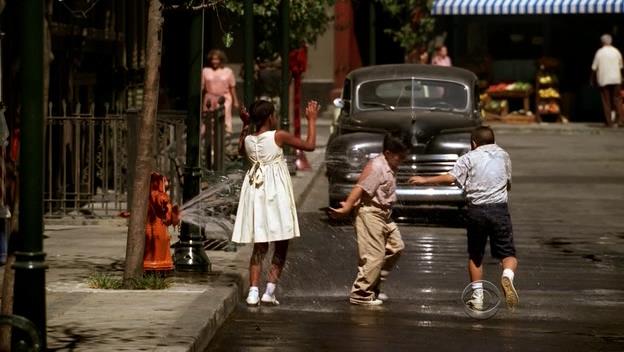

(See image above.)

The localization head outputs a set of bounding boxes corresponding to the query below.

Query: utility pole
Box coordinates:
[173,11,210,272]
[369,0,376,65]
[243,0,254,106]
[13,0,47,349]
[280,0,295,173]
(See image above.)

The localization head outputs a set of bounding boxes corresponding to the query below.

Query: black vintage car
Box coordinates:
[326,64,482,208]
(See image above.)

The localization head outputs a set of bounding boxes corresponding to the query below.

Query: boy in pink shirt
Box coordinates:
[330,135,407,305]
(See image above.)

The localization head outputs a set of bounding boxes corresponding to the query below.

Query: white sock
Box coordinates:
[249,286,259,294]
[265,282,276,296]
[471,281,483,290]
[502,269,515,281]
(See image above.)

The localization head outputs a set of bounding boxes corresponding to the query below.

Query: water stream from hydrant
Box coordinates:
[178,171,244,240]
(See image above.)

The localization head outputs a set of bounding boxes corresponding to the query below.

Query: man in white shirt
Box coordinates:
[592,34,624,127]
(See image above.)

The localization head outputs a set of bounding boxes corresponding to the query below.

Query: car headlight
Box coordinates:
[346,148,367,168]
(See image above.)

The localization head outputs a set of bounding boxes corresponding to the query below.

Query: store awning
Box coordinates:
[431,0,624,15]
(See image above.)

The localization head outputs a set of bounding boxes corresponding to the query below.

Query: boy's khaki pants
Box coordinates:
[350,205,404,301]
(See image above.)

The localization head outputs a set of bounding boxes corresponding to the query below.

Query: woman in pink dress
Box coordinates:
[202,49,239,136]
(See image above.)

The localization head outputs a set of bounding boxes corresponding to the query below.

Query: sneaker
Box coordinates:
[377,292,389,302]
[501,275,519,310]
[349,297,384,306]
[246,288,260,306]
[467,289,484,310]
[260,293,280,306]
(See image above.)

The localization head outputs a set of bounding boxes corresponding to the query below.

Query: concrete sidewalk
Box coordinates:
[1,134,328,351]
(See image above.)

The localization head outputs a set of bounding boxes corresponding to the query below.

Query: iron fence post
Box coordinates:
[203,111,212,170]
[214,98,225,173]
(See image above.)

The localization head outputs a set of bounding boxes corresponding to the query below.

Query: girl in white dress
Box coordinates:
[232,100,319,305]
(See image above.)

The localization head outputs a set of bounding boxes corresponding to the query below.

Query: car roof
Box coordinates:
[346,64,477,85]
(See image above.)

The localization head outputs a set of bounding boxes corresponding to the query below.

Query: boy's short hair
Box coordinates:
[471,126,495,147]
[383,134,408,154]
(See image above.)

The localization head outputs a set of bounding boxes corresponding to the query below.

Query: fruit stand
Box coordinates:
[536,66,563,122]
[482,82,535,123]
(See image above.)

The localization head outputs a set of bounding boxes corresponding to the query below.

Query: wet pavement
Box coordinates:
[206,131,624,351]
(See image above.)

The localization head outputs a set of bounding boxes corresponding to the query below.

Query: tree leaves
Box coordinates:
[222,0,335,60]
[376,0,437,54]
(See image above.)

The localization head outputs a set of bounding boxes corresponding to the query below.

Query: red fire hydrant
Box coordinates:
[143,172,180,273]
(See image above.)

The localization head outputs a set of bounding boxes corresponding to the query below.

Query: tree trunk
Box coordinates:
[0,254,15,351]
[0,153,19,351]
[123,0,163,287]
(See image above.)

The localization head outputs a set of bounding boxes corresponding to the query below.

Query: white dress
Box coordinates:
[231,130,300,243]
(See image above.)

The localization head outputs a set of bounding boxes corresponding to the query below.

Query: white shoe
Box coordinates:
[350,297,384,306]
[377,292,389,302]
[246,288,259,306]
[467,289,484,310]
[501,275,519,310]
[261,293,280,305]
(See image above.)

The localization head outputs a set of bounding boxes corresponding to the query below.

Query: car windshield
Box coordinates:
[357,78,469,111]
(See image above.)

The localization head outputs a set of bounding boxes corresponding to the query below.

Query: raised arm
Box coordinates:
[408,173,456,186]
[275,100,319,151]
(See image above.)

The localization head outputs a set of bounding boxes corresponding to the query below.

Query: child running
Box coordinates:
[232,99,319,306]
[329,134,408,305]
[408,126,519,310]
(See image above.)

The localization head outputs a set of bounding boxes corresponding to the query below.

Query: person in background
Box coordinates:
[419,50,430,65]
[202,49,239,138]
[591,34,624,127]
[431,45,452,67]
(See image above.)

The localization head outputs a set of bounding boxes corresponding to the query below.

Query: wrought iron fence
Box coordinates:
[44,104,185,218]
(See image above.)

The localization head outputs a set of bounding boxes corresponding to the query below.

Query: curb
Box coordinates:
[490,122,624,135]
[184,246,251,352]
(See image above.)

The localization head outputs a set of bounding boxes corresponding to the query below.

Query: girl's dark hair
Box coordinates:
[249,100,275,127]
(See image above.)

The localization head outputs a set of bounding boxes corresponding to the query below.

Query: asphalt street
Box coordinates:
[206,129,624,351]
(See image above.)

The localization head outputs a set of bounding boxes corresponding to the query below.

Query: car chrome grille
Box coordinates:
[396,153,458,182]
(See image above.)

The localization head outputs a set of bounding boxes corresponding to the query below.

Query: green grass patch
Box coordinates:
[130,273,173,290]
[87,272,123,289]
[86,272,172,290]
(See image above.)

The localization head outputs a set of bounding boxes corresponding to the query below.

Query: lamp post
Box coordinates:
[243,0,254,106]
[173,11,210,272]
[280,0,295,173]
[13,0,47,349]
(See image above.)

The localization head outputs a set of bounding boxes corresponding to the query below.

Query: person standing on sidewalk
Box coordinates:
[591,34,624,127]
[202,49,239,138]
[431,45,452,67]
[329,134,408,306]
[409,126,519,311]
[232,100,319,306]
